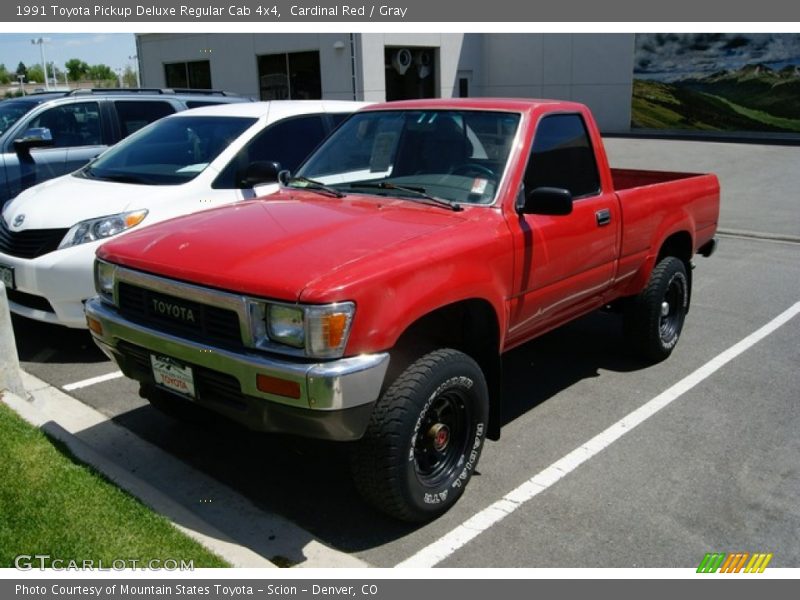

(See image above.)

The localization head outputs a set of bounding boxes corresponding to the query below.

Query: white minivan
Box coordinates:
[0,100,367,328]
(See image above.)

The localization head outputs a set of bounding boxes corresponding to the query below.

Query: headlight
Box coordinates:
[93,259,117,303]
[267,305,305,348]
[58,209,148,248]
[255,301,355,359]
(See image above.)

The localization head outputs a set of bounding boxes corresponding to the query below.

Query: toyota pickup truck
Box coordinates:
[85,99,719,522]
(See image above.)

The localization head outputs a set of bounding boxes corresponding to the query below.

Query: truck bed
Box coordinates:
[611,168,710,191]
[610,168,720,293]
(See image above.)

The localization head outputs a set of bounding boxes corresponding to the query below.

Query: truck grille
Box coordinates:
[117,282,243,348]
[117,340,248,411]
[0,219,68,259]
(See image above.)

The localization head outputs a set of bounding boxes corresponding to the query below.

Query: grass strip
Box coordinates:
[0,400,229,568]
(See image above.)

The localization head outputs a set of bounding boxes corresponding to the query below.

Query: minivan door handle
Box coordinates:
[596,209,611,226]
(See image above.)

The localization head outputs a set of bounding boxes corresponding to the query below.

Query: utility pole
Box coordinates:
[129,54,141,88]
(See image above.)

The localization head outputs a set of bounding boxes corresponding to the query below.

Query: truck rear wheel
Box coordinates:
[624,256,689,362]
[350,348,489,522]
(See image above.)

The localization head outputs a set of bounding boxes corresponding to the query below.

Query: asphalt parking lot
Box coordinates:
[8,137,800,568]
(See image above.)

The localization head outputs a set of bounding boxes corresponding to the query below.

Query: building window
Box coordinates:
[384,47,437,101]
[257,51,321,100]
[164,60,212,89]
[458,77,469,98]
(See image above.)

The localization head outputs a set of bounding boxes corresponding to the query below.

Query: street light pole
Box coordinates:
[128,54,141,88]
[31,37,50,90]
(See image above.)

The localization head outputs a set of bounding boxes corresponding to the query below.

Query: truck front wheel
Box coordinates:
[350,348,489,522]
[624,256,689,362]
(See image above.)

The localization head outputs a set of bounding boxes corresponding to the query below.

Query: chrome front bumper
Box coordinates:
[85,297,390,440]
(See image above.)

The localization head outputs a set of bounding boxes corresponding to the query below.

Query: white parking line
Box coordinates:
[396,301,800,568]
[63,371,124,391]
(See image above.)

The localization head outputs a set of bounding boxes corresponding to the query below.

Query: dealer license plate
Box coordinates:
[0,264,15,290]
[150,354,195,398]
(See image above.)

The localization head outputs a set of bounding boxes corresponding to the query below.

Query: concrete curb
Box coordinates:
[716,228,800,245]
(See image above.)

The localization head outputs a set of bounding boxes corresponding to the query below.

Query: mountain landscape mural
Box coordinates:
[632,34,800,133]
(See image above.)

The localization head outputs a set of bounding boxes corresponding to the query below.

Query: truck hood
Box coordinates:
[1,174,185,230]
[98,192,468,301]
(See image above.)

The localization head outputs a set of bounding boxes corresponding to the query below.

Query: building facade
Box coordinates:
[136,33,636,133]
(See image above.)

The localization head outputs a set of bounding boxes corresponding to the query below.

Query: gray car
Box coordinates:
[0,88,250,207]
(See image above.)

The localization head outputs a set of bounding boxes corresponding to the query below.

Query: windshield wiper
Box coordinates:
[349,182,462,212]
[87,172,155,185]
[78,165,97,179]
[287,176,345,198]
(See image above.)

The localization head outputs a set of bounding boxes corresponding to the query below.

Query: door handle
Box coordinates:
[596,209,611,226]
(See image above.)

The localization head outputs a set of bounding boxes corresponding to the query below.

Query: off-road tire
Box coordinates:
[624,256,689,362]
[350,348,489,522]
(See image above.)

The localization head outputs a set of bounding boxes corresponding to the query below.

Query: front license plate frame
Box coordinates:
[150,354,196,399]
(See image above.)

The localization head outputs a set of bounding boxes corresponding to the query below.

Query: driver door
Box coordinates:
[506,112,620,346]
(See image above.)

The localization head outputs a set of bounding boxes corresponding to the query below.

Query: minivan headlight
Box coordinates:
[59,209,148,248]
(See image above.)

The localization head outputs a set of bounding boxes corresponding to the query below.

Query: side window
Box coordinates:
[524,113,600,198]
[28,102,101,148]
[113,101,175,138]
[213,116,327,189]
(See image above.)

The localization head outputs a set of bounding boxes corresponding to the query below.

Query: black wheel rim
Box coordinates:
[413,387,472,487]
[659,274,685,343]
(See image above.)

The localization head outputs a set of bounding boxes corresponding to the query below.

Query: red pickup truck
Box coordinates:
[86,99,719,521]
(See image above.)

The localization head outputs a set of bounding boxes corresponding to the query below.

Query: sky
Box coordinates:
[0,33,137,76]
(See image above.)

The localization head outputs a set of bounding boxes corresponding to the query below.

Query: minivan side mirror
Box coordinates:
[517,186,573,215]
[13,127,54,156]
[239,160,281,188]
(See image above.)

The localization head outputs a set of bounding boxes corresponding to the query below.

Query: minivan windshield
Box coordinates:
[295,109,521,205]
[80,115,256,185]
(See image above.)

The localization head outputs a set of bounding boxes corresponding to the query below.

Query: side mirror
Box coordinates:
[239,160,281,188]
[13,127,54,155]
[517,186,573,215]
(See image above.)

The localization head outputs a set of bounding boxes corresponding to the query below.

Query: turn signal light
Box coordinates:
[323,313,348,349]
[86,316,103,336]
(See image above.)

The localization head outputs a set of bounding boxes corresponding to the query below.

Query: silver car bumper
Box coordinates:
[85,297,389,440]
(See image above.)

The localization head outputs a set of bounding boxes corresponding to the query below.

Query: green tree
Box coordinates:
[16,61,27,78]
[65,58,89,82]
[88,64,115,82]
[0,64,10,85]
[27,65,45,84]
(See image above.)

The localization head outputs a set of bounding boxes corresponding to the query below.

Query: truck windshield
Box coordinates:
[295,109,521,205]
[79,115,256,185]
